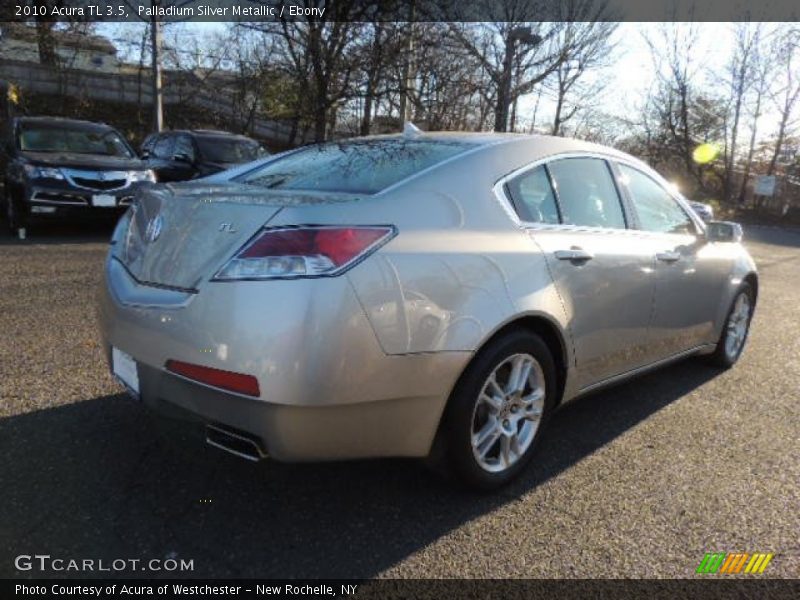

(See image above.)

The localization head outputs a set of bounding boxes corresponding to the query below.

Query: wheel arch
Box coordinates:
[743,271,758,305]
[426,312,570,466]
[446,312,570,417]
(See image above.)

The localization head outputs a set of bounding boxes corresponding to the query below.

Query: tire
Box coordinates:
[707,283,754,368]
[439,330,557,490]
[4,190,27,236]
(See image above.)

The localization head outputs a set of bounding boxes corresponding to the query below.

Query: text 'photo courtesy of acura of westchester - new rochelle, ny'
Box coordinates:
[98,132,757,489]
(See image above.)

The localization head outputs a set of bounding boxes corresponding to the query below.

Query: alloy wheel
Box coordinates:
[725,292,751,360]
[470,353,545,473]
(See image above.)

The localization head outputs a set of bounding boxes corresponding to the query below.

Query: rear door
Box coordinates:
[509,157,658,389]
[615,162,727,357]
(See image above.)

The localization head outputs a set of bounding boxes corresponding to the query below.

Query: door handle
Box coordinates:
[554,247,594,262]
[656,251,681,263]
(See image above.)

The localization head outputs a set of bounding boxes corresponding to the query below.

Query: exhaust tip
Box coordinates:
[206,424,267,462]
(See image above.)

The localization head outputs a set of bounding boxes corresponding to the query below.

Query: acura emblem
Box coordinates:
[145,214,164,242]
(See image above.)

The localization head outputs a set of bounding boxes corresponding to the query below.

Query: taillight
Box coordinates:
[166,360,260,397]
[213,225,395,280]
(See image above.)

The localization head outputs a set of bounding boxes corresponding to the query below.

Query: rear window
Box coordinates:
[235,139,472,194]
[196,136,266,164]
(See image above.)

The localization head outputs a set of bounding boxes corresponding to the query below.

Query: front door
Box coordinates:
[615,163,728,358]
[513,157,657,389]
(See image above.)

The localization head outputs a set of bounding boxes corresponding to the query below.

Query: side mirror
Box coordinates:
[173,152,192,163]
[706,221,743,243]
[140,149,151,159]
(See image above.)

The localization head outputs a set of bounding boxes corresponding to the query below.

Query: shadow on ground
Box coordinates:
[0,219,116,246]
[0,358,721,579]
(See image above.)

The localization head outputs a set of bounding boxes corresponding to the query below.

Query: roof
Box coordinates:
[16,116,115,131]
[1,23,117,55]
[355,131,523,146]
[165,129,259,141]
[328,131,634,160]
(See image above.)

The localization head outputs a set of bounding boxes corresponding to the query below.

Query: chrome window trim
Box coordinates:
[493,151,634,234]
[493,150,706,236]
[612,161,707,237]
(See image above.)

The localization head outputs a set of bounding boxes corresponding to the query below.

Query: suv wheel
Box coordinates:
[4,190,26,236]
[441,330,556,490]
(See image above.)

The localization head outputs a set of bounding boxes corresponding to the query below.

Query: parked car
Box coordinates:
[98,133,757,489]
[141,129,268,182]
[1,116,154,234]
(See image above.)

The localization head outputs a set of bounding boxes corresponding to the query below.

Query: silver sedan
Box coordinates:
[98,133,757,489]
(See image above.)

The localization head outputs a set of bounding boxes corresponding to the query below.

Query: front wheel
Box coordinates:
[4,190,27,236]
[440,330,556,490]
[707,284,754,368]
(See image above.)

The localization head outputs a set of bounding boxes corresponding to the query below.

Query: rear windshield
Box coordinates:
[18,123,134,158]
[196,136,267,164]
[235,139,472,194]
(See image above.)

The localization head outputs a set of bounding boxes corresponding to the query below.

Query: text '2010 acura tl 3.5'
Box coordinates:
[98,132,757,489]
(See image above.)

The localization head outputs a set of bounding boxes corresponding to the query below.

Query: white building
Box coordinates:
[0,23,120,73]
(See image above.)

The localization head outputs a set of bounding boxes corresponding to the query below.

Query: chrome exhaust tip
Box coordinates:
[205,424,267,462]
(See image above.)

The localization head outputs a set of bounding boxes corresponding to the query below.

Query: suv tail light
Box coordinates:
[213,226,395,281]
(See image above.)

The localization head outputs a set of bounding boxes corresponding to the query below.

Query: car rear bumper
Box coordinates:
[97,255,470,461]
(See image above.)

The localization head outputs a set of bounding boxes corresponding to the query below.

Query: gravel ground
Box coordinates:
[0,222,798,579]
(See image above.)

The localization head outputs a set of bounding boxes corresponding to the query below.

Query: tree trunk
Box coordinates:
[360,82,374,136]
[552,86,565,136]
[35,19,57,66]
[738,92,762,205]
[494,37,515,132]
[767,115,788,176]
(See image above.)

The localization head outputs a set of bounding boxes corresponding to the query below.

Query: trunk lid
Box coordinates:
[117,183,359,289]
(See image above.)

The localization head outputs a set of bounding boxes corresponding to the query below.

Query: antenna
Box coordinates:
[403,121,422,137]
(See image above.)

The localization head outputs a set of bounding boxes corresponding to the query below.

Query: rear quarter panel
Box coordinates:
[268,140,572,357]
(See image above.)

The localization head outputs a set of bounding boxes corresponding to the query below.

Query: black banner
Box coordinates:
[5,579,800,600]
[1,0,798,23]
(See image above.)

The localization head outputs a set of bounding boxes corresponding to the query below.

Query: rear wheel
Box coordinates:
[707,284,754,368]
[440,330,556,490]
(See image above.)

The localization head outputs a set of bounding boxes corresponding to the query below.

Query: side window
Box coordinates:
[548,158,626,229]
[505,165,560,224]
[141,135,156,154]
[173,135,195,161]
[618,164,695,235]
[152,135,174,159]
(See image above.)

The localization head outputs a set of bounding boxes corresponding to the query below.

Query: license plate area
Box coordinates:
[93,194,117,207]
[112,347,140,397]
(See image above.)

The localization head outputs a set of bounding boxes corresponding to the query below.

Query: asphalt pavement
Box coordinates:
[0,221,798,579]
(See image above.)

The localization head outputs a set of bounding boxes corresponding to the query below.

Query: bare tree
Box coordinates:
[737,26,773,203]
[447,0,614,132]
[643,23,714,191]
[766,26,800,176]
[254,1,371,142]
[720,23,760,203]
[549,21,617,135]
